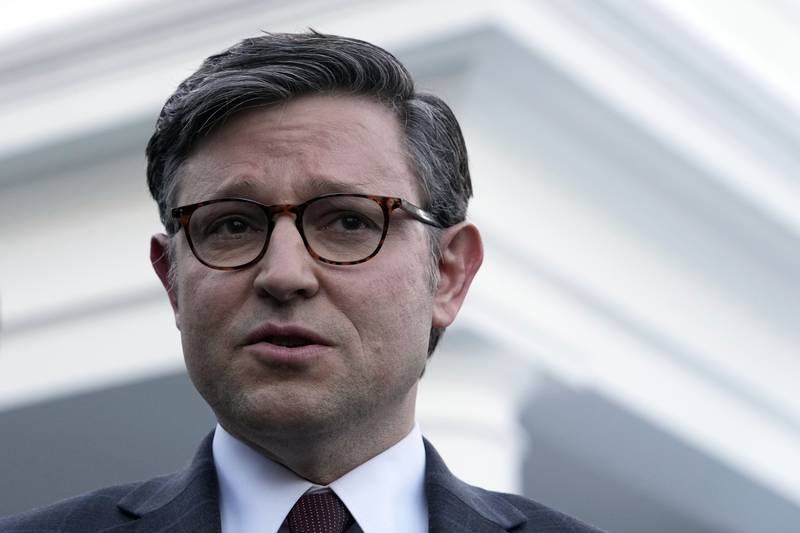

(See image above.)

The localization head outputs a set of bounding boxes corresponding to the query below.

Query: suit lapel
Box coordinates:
[424,439,527,533]
[96,433,526,533]
[107,432,221,533]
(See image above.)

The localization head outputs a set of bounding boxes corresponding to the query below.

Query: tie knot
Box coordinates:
[288,491,354,533]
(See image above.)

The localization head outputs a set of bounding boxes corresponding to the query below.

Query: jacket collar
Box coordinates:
[424,439,528,532]
[109,431,527,533]
[111,432,221,532]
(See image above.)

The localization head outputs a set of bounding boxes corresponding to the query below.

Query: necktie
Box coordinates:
[287,491,355,533]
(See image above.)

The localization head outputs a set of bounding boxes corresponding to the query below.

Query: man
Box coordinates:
[0,32,604,532]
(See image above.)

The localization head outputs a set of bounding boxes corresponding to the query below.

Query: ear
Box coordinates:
[432,222,483,329]
[150,234,180,321]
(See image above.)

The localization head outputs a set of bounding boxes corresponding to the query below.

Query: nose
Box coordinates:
[252,215,319,302]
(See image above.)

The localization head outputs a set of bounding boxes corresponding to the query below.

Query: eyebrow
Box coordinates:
[209,174,375,201]
[210,176,261,198]
[302,175,373,195]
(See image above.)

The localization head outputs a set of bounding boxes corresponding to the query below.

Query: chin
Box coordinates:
[216,387,339,438]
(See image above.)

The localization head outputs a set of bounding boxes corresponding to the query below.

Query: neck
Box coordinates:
[220,398,416,485]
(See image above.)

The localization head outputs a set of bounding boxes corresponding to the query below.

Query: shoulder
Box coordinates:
[0,434,218,533]
[484,489,606,532]
[0,480,146,532]
[423,438,606,532]
[434,480,607,533]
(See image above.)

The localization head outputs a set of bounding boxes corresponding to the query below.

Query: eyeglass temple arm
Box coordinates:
[398,200,444,228]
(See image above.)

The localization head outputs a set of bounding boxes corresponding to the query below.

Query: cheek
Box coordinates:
[175,267,255,392]
[175,264,250,342]
[341,259,434,361]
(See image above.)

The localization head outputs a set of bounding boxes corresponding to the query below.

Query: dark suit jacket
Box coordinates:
[0,432,605,532]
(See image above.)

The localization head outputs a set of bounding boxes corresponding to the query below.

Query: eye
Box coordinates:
[207,216,260,237]
[320,211,380,233]
[335,213,372,231]
[304,196,385,238]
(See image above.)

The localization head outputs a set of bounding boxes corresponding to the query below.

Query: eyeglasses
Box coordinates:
[171,193,443,270]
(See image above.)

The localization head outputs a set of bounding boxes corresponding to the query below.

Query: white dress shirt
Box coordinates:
[212,423,428,533]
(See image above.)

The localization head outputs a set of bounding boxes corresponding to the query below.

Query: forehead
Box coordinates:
[176,94,419,204]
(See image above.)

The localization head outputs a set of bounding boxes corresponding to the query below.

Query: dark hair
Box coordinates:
[145,31,472,355]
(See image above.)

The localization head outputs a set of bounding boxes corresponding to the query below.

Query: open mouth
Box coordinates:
[244,323,331,353]
[244,324,331,364]
[264,335,313,348]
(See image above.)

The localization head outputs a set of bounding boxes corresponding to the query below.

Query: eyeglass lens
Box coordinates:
[187,196,386,267]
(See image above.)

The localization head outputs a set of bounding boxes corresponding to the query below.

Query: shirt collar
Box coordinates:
[212,424,427,533]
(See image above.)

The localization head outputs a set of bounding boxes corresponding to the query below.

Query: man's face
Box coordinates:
[160,95,438,443]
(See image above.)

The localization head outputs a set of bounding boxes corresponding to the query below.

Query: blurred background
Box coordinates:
[1,1,799,531]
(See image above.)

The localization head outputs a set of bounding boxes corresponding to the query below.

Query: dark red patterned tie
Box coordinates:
[287,491,354,533]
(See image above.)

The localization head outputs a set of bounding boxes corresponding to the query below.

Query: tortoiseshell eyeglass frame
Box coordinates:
[171,193,444,270]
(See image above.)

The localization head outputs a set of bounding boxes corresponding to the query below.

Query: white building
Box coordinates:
[2,2,799,532]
